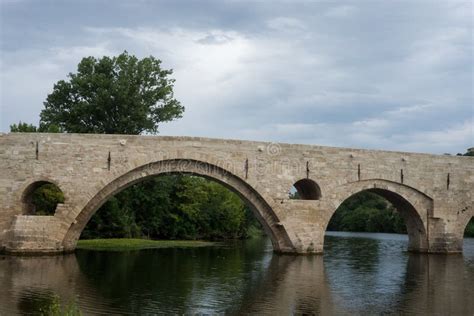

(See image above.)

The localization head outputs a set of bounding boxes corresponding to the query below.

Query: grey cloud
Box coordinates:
[196,34,234,45]
[0,0,472,154]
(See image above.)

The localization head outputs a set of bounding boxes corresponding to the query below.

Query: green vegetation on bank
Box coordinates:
[76,238,216,251]
[327,191,407,234]
[81,175,263,240]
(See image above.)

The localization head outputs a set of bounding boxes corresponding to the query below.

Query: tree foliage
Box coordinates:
[457,150,474,157]
[10,121,38,132]
[10,121,62,133]
[327,191,407,234]
[31,183,65,215]
[81,175,262,240]
[40,51,184,134]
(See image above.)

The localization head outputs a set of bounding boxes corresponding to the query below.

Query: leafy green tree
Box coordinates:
[176,176,247,239]
[39,124,63,133]
[10,121,62,133]
[327,191,407,234]
[10,121,37,132]
[40,51,184,134]
[31,183,65,215]
[81,175,262,241]
[81,196,141,239]
[456,149,474,157]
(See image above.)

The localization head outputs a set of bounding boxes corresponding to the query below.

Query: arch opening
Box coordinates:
[63,159,294,253]
[325,187,428,253]
[290,179,321,200]
[79,174,265,242]
[22,181,64,216]
[464,217,474,238]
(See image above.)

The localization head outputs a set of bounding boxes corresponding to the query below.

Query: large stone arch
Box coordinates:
[61,159,295,253]
[328,179,434,252]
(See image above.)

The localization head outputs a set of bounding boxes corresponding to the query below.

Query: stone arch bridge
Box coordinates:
[0,133,472,254]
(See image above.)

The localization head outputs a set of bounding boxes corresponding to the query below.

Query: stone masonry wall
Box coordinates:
[0,133,472,254]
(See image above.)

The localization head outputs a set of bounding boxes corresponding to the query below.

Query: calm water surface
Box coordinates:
[1,232,473,315]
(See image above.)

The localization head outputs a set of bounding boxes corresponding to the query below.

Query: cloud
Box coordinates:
[266,17,306,32]
[0,0,472,155]
[324,5,357,18]
[0,43,115,128]
[392,120,473,153]
[196,33,234,45]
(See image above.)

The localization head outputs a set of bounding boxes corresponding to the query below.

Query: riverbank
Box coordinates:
[76,238,218,251]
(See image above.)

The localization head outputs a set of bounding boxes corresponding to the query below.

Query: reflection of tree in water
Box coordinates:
[17,289,57,315]
[3,237,474,314]
[323,234,409,314]
[76,248,202,314]
[396,254,474,315]
[75,238,273,314]
[0,254,86,315]
[235,255,335,315]
[325,235,380,272]
[74,238,334,314]
[78,245,329,314]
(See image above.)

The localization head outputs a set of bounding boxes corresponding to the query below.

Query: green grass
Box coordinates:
[76,238,217,251]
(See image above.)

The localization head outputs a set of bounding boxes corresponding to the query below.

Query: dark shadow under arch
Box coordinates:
[62,159,295,253]
[463,216,474,238]
[291,179,322,200]
[327,180,432,252]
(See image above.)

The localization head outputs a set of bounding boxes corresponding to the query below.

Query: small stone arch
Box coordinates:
[62,159,295,253]
[291,179,322,200]
[329,179,433,252]
[21,179,65,215]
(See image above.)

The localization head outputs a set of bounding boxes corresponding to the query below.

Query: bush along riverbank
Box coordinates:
[80,175,264,241]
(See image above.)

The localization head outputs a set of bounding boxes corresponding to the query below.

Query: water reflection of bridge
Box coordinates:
[0,240,472,314]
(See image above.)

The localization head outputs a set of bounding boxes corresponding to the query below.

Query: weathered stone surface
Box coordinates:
[0,133,472,254]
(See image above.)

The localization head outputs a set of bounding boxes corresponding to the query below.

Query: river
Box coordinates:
[1,232,473,315]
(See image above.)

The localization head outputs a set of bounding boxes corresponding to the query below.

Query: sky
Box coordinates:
[0,0,472,154]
